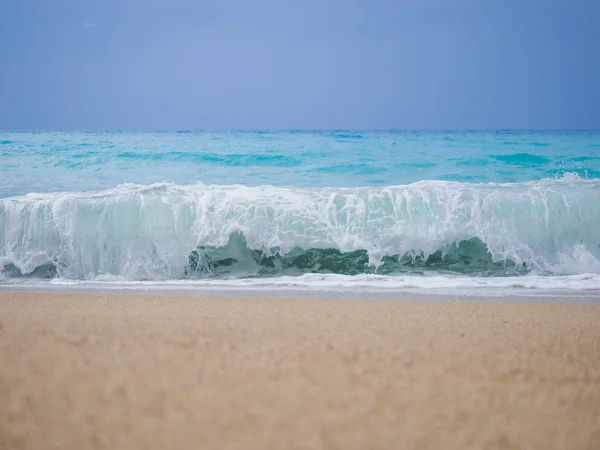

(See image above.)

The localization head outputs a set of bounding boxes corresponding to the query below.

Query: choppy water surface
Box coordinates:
[1,131,599,295]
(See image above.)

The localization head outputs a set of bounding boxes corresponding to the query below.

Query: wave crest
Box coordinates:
[1,177,599,280]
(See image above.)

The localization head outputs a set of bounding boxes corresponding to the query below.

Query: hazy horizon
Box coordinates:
[3,128,600,133]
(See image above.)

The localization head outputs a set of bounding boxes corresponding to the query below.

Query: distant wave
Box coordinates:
[1,174,600,281]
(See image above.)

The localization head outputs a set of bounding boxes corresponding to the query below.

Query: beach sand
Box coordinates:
[1,292,599,450]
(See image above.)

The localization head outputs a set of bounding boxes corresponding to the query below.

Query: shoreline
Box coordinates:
[2,279,600,302]
[1,291,600,449]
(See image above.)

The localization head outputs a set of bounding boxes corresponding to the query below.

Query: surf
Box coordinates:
[1,174,599,281]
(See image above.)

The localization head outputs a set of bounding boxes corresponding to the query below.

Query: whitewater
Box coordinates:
[1,131,600,295]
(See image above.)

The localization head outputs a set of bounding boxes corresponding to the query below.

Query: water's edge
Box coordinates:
[2,281,599,302]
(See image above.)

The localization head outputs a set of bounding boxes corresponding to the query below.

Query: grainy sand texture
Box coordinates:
[1,292,599,450]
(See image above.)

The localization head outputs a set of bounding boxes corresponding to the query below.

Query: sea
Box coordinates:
[1,130,600,298]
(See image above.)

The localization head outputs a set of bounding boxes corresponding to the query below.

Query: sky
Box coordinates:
[0,0,599,130]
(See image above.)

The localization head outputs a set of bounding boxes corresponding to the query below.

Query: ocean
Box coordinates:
[1,130,600,296]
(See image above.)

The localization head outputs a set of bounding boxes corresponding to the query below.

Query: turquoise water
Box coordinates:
[2,131,599,196]
[1,130,600,293]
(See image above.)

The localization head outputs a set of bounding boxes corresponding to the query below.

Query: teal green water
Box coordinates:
[1,131,599,197]
[1,130,600,291]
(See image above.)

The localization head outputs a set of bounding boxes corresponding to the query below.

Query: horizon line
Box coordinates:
[2,128,600,133]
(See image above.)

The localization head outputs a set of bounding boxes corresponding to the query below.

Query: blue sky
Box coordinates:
[1,0,599,130]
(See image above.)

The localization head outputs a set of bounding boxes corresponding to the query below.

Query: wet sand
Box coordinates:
[1,291,599,449]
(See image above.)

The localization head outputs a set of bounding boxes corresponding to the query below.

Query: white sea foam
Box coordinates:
[0,273,594,298]
[1,175,599,281]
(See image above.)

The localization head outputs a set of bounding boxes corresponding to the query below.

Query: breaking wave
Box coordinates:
[1,175,600,281]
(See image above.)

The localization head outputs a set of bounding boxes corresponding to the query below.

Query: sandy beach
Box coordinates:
[1,292,599,449]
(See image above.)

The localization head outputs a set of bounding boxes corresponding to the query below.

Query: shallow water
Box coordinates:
[1,130,600,295]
